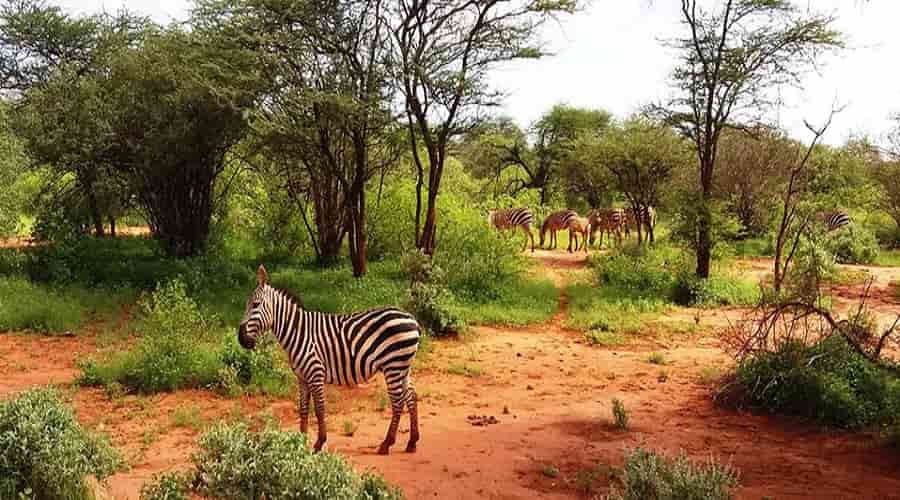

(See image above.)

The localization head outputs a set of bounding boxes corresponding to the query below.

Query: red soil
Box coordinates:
[1,252,899,499]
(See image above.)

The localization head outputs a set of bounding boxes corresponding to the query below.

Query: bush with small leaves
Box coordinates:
[607,447,739,500]
[140,472,189,500]
[192,422,403,500]
[0,388,121,500]
[825,226,879,265]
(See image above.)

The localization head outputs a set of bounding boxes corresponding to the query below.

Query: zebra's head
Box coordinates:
[238,264,274,350]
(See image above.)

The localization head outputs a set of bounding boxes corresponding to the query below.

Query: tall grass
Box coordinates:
[0,277,133,333]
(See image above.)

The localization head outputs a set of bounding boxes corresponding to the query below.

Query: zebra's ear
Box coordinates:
[257,265,268,286]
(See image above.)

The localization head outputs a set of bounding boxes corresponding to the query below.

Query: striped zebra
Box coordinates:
[540,209,578,249]
[817,210,851,232]
[587,208,626,248]
[488,207,536,252]
[624,206,657,239]
[238,265,421,455]
[567,216,591,253]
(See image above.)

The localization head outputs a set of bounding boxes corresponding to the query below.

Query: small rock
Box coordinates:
[503,406,510,415]
[526,385,534,391]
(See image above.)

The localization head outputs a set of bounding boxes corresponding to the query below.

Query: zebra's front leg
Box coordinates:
[310,380,328,452]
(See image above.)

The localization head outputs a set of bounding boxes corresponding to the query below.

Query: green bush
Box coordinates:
[825,226,879,265]
[401,250,462,336]
[191,421,403,500]
[140,472,189,500]
[732,335,900,430]
[672,272,759,307]
[0,388,121,500]
[79,279,292,396]
[607,447,739,500]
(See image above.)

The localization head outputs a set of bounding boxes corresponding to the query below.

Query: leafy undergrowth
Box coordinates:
[78,279,293,396]
[0,388,122,499]
[567,244,759,335]
[139,421,403,500]
[729,335,900,433]
[450,276,558,326]
[607,447,739,500]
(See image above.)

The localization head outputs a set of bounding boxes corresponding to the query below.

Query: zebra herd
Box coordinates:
[488,206,658,253]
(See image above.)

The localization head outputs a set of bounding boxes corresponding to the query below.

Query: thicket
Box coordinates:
[0,388,121,500]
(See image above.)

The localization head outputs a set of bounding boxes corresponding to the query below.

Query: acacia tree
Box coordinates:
[2,0,143,237]
[461,106,609,204]
[714,128,792,236]
[873,116,900,235]
[391,0,578,254]
[651,0,842,278]
[196,0,401,275]
[596,117,691,244]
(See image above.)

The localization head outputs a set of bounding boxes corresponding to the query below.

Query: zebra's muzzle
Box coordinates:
[238,324,256,349]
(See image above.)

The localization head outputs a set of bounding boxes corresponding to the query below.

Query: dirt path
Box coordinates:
[2,252,900,499]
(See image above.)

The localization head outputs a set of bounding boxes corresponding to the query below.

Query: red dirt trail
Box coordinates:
[1,251,899,499]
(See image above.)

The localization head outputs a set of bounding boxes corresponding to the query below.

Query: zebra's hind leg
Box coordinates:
[405,380,419,453]
[298,380,310,435]
[378,371,408,455]
[310,379,328,452]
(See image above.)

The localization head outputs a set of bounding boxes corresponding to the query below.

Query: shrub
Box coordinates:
[731,335,900,430]
[402,250,462,337]
[0,388,121,500]
[191,422,402,499]
[826,226,879,265]
[607,447,739,500]
[611,398,629,430]
[672,272,759,307]
[140,472,189,500]
[79,279,292,396]
[647,352,666,365]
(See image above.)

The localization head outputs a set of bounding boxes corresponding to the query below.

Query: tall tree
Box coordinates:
[2,0,144,237]
[651,0,842,278]
[391,0,578,254]
[196,0,401,275]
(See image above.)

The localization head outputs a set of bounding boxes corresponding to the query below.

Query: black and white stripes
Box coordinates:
[238,265,421,455]
[818,210,851,232]
[488,207,536,252]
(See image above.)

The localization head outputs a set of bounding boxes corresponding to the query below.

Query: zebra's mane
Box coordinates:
[273,286,305,309]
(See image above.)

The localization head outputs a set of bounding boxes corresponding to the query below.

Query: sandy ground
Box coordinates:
[1,250,900,499]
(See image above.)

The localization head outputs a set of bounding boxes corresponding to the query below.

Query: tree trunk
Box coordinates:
[348,188,368,277]
[85,186,105,238]
[109,216,116,238]
[696,159,714,279]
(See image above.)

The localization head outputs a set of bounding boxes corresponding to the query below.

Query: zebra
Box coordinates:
[566,216,591,253]
[488,207,536,252]
[817,210,851,232]
[624,206,657,239]
[238,265,421,455]
[540,209,578,249]
[587,208,626,248]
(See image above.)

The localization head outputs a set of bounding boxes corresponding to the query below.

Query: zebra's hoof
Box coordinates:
[405,443,417,453]
[377,445,390,455]
[313,440,326,453]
